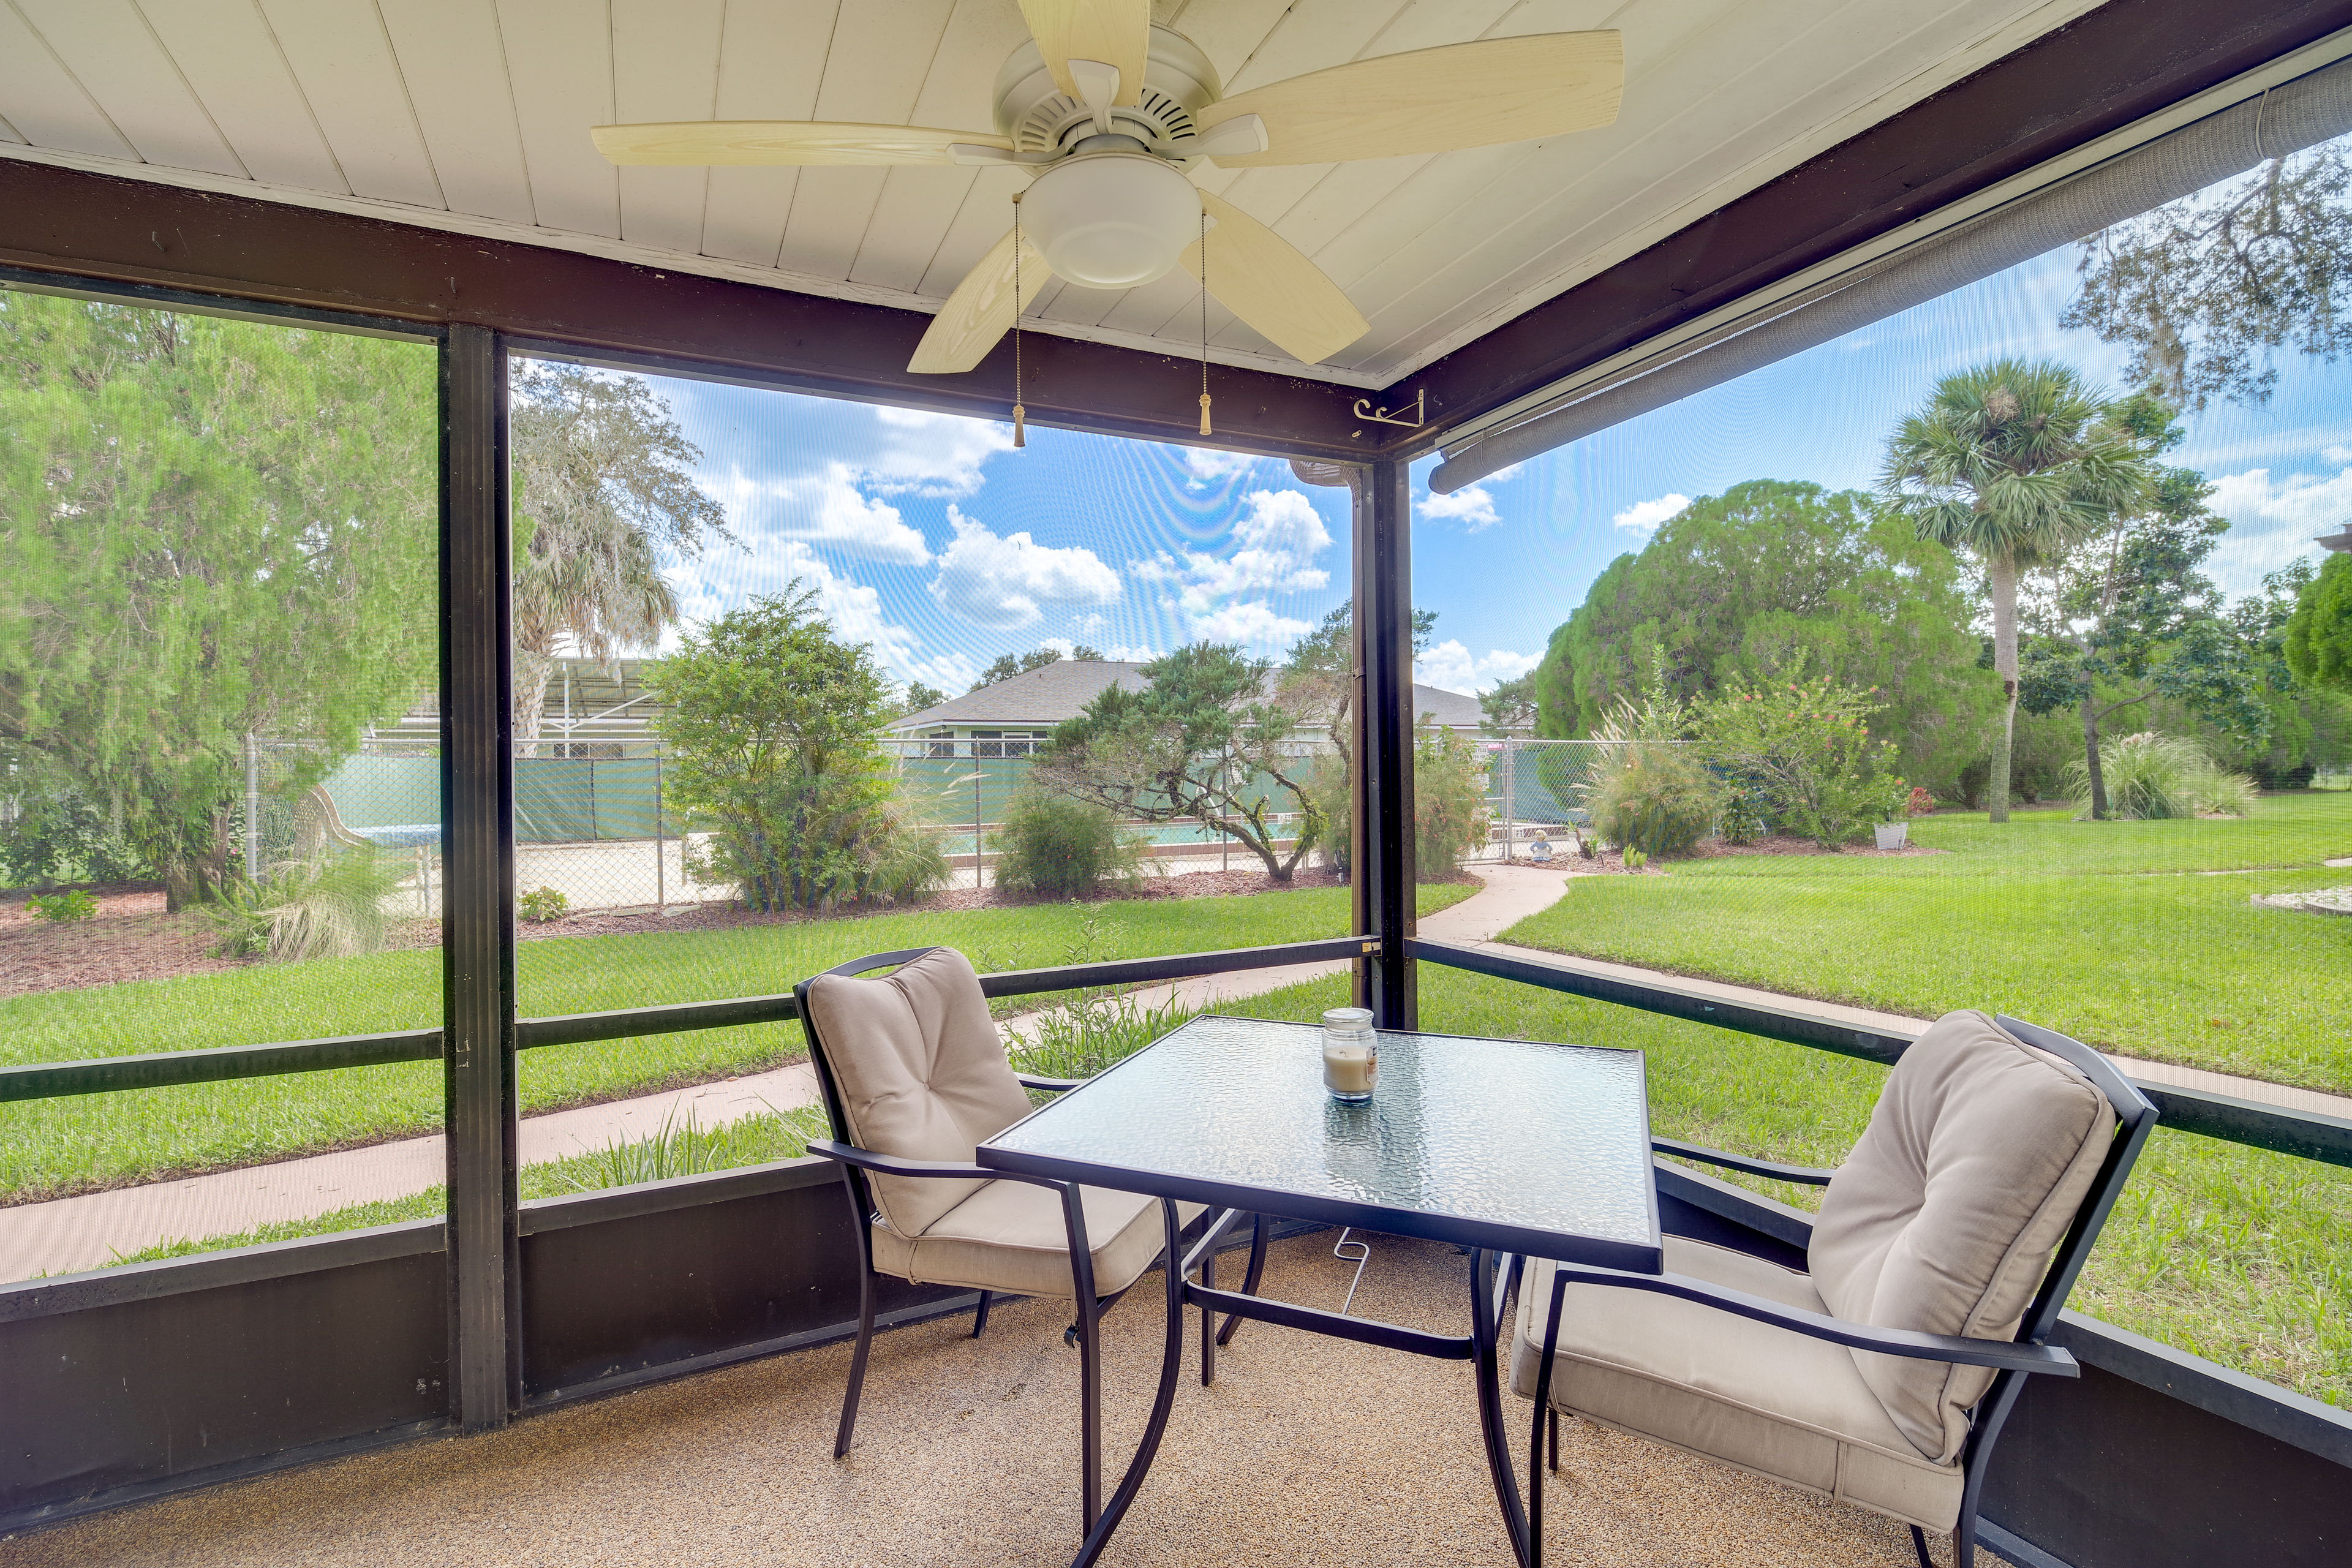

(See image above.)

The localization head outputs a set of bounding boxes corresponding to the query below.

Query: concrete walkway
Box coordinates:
[9,859,2344,1280]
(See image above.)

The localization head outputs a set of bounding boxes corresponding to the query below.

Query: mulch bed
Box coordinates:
[1689,833,1945,860]
[499,863,1370,942]
[1498,832,1944,876]
[0,885,244,999]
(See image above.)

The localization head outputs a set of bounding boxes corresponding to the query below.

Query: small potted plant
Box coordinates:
[1872,774,1915,851]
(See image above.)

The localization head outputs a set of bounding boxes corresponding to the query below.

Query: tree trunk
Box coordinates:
[1987,552,2020,824]
[513,639,554,759]
[2079,687,2109,820]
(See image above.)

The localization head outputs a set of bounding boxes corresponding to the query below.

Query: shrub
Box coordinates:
[1905,785,1936,817]
[203,850,404,962]
[2187,767,2260,816]
[1011,990,1204,1082]
[545,1103,827,1192]
[1588,745,1715,858]
[2069,733,2256,819]
[1578,682,1714,858]
[0,778,149,889]
[24,889,99,922]
[518,886,570,923]
[1697,671,1901,848]
[1415,722,1493,871]
[654,587,946,911]
[993,789,1141,897]
[1305,753,1351,876]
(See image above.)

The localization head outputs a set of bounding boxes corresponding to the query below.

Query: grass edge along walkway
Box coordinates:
[1494,795,2352,1095]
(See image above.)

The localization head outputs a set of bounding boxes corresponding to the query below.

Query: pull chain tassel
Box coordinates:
[1198,392,1212,436]
[1013,403,1027,447]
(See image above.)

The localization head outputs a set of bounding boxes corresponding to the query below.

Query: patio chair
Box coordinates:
[1512,1010,2156,1568]
[796,945,1204,1534]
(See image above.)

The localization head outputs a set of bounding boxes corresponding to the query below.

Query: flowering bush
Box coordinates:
[1697,672,1904,849]
[1904,786,1936,818]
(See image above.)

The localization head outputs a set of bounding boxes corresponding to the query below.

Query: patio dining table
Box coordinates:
[976,1014,1664,1568]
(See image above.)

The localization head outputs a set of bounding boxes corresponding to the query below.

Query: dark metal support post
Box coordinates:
[1353,459,1417,1028]
[440,322,519,1431]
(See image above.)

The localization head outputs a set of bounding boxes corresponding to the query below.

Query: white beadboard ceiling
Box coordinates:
[0,0,2106,388]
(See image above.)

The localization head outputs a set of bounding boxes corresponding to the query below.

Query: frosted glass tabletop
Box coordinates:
[979,1015,1661,1271]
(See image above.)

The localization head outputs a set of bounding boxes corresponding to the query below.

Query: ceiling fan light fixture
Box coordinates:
[1019,151,1201,290]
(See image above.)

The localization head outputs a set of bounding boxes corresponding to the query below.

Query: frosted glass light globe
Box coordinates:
[1020,152,1201,290]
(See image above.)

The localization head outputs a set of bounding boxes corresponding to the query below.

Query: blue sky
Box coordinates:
[599,167,2352,701]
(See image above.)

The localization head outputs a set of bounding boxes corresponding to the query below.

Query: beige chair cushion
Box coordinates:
[1810,1011,2113,1462]
[873,1179,1207,1301]
[1513,1237,1966,1532]
[803,948,1034,1237]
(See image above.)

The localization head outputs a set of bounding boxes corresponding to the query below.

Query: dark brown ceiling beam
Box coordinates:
[1392,0,2352,449]
[0,159,1368,461]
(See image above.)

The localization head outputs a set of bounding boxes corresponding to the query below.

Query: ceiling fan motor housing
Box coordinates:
[992,25,1221,159]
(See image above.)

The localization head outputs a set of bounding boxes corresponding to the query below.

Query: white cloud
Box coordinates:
[1041,635,1158,663]
[1134,489,1332,605]
[1191,600,1312,645]
[1419,485,1501,531]
[2324,445,2352,466]
[1073,612,1108,633]
[928,507,1122,630]
[865,406,1016,496]
[1128,487,1335,649]
[2205,465,2347,591]
[1184,448,1259,486]
[1415,640,1539,695]
[703,461,932,564]
[906,650,981,694]
[1612,493,1689,537]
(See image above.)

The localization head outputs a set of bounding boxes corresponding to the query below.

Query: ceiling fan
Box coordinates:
[593,1,1622,377]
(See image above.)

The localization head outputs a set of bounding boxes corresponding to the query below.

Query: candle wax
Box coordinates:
[1323,1043,1377,1096]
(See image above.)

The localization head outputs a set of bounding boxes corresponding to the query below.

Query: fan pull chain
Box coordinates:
[1011,191,1027,449]
[1197,206,1213,437]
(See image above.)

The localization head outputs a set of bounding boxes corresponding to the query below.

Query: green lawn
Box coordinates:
[1499,793,2352,1091]
[1215,970,2352,1409]
[0,884,1472,1200]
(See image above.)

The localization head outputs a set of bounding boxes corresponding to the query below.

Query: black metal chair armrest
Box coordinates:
[807,1138,1058,1187]
[1545,1262,2077,1376]
[1016,1074,1085,1093]
[1653,1136,1837,1186]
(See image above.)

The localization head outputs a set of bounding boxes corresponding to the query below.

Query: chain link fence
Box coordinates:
[1470,738,1608,863]
[888,737,1331,888]
[283,734,1343,918]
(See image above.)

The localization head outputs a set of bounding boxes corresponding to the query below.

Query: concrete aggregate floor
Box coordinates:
[1,1235,1940,1567]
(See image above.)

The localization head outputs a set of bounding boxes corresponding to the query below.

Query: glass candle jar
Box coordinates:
[1321,1007,1378,1102]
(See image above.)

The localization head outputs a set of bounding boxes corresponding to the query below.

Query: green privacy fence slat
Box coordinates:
[318,754,676,844]
[318,754,440,831]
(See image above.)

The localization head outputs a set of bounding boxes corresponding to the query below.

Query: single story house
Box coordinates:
[885,659,1494,756]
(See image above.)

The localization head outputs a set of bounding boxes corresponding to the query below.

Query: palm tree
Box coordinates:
[1879,359,2150,822]
[510,366,730,752]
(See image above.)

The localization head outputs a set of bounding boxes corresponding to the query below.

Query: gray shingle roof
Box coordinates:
[890,661,1152,729]
[889,660,1489,732]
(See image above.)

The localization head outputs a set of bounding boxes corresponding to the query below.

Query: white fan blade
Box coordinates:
[908,227,1053,375]
[1178,192,1368,366]
[592,121,1013,167]
[1195,32,1621,167]
[1019,0,1150,107]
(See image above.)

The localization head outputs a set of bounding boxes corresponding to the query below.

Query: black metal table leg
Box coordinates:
[1470,1248,1534,1568]
[1216,1212,1269,1347]
[1200,1232,1217,1385]
[1070,1199,1191,1568]
[1526,1265,1570,1568]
